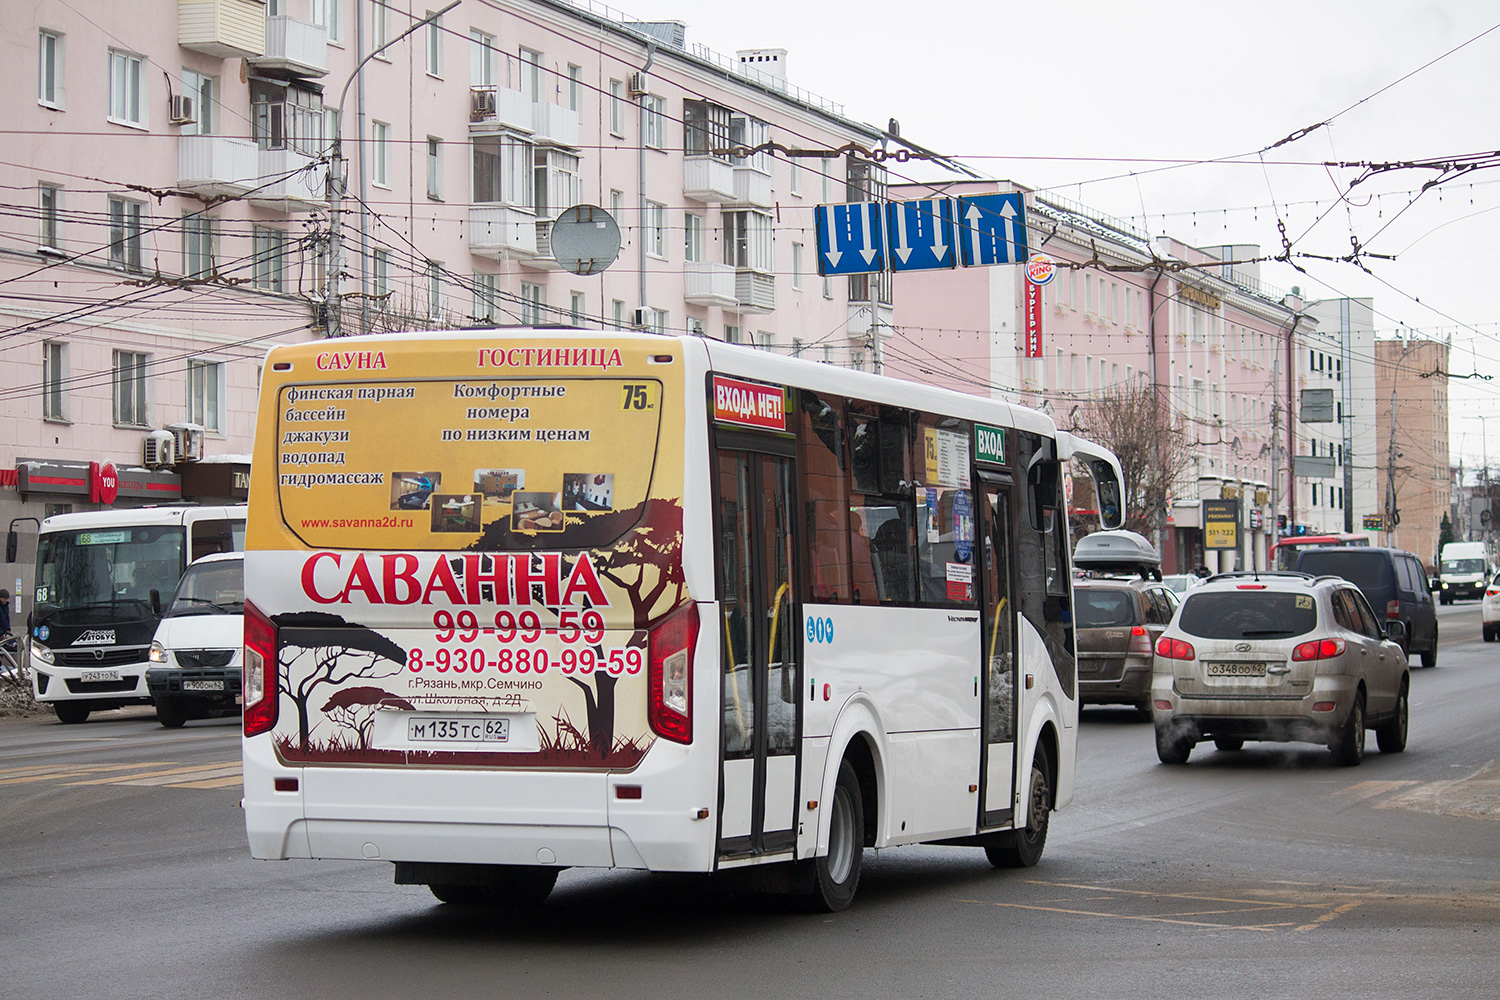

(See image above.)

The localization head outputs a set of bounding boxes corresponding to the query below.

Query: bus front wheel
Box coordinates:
[804,760,864,912]
[986,744,1052,868]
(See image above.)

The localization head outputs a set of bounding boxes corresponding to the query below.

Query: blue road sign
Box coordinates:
[957,193,1027,267]
[886,198,956,272]
[815,202,885,276]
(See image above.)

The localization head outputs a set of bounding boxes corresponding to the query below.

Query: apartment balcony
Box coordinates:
[178,0,265,59]
[735,269,775,313]
[246,147,324,210]
[248,16,328,78]
[469,205,538,259]
[729,166,773,208]
[523,219,564,271]
[532,102,581,148]
[177,135,259,198]
[684,261,738,307]
[469,86,534,134]
[683,156,735,203]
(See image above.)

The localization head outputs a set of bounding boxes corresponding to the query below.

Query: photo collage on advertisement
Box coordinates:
[390,467,616,535]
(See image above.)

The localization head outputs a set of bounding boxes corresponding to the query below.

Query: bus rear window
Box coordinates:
[277,377,664,551]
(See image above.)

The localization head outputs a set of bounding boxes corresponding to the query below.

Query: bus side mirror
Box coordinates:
[5,530,15,563]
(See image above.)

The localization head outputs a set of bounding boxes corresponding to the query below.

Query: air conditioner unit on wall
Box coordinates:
[169,93,197,125]
[627,71,650,97]
[166,422,204,462]
[144,430,176,469]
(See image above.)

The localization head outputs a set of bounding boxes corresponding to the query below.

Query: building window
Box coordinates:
[792,243,803,290]
[683,100,731,158]
[470,29,496,86]
[730,114,770,172]
[472,133,533,206]
[187,359,222,432]
[790,159,801,196]
[427,260,443,318]
[473,273,498,322]
[609,189,623,219]
[648,308,668,335]
[113,350,149,427]
[520,48,543,103]
[182,214,215,279]
[612,299,625,328]
[39,30,64,108]
[108,49,144,126]
[533,148,579,218]
[723,211,772,271]
[570,291,585,325]
[372,249,390,303]
[39,184,61,250]
[372,121,390,187]
[646,201,666,258]
[684,213,703,262]
[426,137,442,199]
[521,282,545,325]
[643,95,666,149]
[372,1,390,53]
[791,337,804,356]
[608,80,624,135]
[311,0,342,44]
[567,64,582,112]
[108,197,143,271]
[724,325,740,344]
[425,11,443,76]
[181,69,217,135]
[759,331,773,351]
[43,341,68,422]
[253,227,286,292]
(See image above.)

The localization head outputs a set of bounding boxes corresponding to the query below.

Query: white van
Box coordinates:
[1437,541,1489,604]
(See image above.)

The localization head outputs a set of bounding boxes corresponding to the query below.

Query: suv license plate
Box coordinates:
[407,716,510,744]
[1207,662,1267,677]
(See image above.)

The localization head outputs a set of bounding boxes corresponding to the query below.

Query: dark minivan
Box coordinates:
[1294,546,1438,668]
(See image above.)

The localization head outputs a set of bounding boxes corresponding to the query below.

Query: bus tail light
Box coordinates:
[243,599,278,738]
[648,603,699,744]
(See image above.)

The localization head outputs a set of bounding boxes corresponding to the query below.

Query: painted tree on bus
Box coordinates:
[322,686,416,749]
[272,610,407,751]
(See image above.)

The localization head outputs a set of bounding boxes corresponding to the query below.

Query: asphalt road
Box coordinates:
[1,603,1496,1000]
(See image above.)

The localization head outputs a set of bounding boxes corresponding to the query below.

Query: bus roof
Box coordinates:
[39,505,247,533]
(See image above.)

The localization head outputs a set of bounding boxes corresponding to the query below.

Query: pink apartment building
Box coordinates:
[1,0,926,596]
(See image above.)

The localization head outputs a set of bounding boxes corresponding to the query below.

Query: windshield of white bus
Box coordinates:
[33,526,184,622]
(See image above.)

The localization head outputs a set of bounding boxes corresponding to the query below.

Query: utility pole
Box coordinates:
[325,2,458,339]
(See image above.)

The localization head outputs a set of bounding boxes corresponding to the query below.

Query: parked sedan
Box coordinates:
[1151,571,1409,766]
[1482,573,1500,642]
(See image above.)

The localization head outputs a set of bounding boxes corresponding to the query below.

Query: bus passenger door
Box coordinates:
[978,478,1017,828]
[716,447,800,860]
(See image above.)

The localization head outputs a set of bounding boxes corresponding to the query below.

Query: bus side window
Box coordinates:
[798,391,850,604]
[848,402,916,605]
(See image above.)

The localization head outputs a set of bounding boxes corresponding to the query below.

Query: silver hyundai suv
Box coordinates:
[1151,572,1410,766]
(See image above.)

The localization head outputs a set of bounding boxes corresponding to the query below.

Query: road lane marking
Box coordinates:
[1295,900,1364,932]
[64,761,242,786]
[1335,780,1419,802]
[0,762,174,785]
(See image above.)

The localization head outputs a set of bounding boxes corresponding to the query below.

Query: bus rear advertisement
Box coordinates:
[242,331,1124,911]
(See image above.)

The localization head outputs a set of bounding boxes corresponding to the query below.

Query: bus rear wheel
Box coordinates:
[803,760,864,912]
[985,744,1052,868]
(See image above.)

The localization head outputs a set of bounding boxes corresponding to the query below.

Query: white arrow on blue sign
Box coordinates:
[957,193,1027,267]
[886,198,956,272]
[815,202,885,276]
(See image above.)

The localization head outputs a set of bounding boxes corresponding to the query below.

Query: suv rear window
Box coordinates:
[1177,591,1318,639]
[1076,587,1140,627]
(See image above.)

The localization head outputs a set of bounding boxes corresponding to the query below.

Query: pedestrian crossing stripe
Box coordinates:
[0,760,241,790]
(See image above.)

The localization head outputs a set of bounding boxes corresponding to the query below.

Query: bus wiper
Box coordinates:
[170,597,234,614]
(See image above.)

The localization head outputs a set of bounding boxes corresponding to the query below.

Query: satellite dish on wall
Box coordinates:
[550,205,621,276]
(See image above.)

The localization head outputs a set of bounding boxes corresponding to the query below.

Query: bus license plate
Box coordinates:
[1207,662,1266,677]
[407,716,510,744]
[81,669,121,682]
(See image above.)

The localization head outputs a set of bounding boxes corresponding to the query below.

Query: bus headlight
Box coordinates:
[33,644,54,665]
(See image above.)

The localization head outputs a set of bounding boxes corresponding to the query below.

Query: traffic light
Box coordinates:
[1276,514,1287,532]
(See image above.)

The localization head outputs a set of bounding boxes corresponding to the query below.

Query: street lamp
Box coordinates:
[325,1,459,339]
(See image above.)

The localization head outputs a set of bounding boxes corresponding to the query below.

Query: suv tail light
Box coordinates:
[1292,637,1346,661]
[243,599,278,738]
[1155,636,1195,661]
[1386,599,1400,619]
[1128,626,1153,657]
[648,603,699,744]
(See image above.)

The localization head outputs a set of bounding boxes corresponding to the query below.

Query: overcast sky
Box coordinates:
[622,0,1500,469]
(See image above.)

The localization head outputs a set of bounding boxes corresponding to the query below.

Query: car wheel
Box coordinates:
[1420,625,1438,668]
[1375,685,1409,754]
[1484,625,1496,643]
[1329,692,1366,766]
[986,744,1052,869]
[53,702,90,725]
[429,866,559,906]
[804,759,865,909]
[1155,725,1193,765]
[155,699,187,729]
[1213,737,1244,752]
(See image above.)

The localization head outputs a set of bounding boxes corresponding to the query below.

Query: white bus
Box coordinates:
[20,505,246,723]
[242,332,1124,911]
